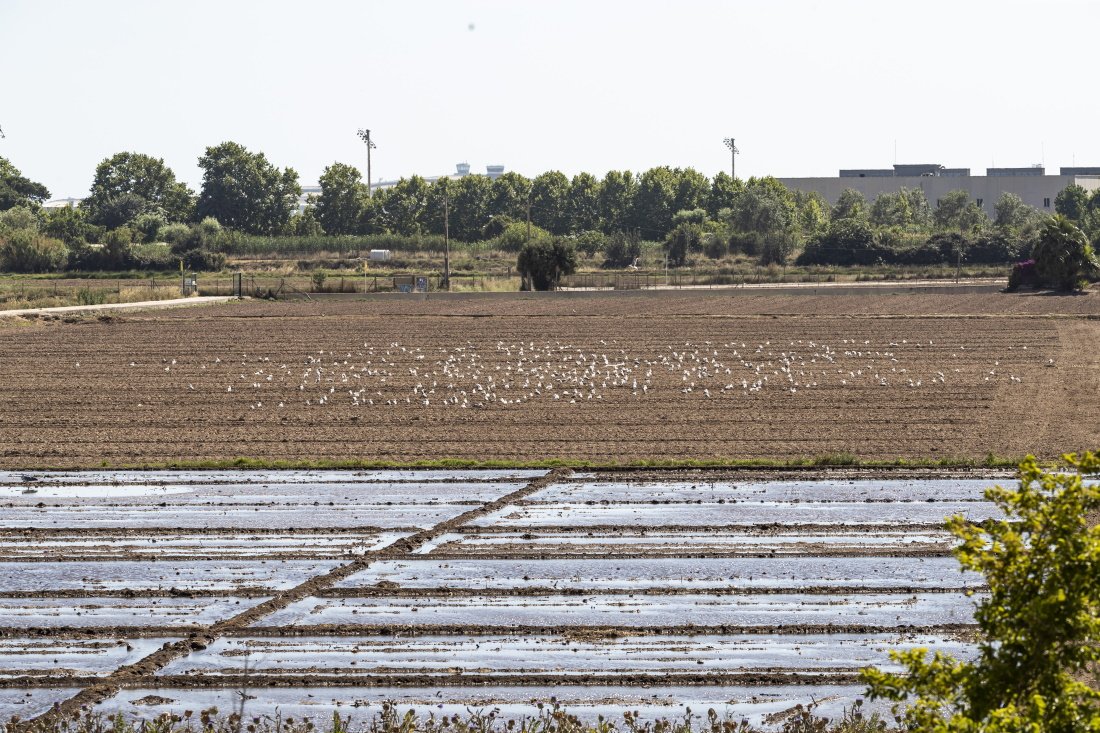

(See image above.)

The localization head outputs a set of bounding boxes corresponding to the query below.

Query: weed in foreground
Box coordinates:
[7,701,894,733]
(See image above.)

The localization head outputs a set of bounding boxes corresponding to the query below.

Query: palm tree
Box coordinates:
[1032,215,1097,291]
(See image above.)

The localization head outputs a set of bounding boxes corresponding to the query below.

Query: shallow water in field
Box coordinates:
[161,633,975,677]
[336,557,979,591]
[0,469,544,485]
[259,592,979,629]
[476,501,1001,527]
[0,560,340,593]
[0,597,267,628]
[530,478,999,503]
[93,685,892,728]
[1,468,999,729]
[0,638,174,678]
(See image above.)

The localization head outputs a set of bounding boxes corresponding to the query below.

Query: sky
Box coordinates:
[2,0,1098,199]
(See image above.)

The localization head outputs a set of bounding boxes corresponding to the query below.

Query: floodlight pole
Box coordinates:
[723,137,739,180]
[356,129,377,197]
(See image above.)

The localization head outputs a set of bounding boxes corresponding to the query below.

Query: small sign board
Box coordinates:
[181,274,197,296]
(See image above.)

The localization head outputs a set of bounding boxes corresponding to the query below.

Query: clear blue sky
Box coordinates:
[2,0,1097,198]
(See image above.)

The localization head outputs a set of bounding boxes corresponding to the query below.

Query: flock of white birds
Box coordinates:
[135,338,1036,411]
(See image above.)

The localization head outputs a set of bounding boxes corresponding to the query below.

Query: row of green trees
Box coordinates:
[0,146,301,239]
[2,147,1099,282]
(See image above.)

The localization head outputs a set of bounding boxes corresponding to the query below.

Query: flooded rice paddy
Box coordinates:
[0,469,999,728]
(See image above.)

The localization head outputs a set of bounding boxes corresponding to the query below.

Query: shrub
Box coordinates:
[757,231,797,266]
[76,287,107,305]
[664,223,702,266]
[796,219,877,266]
[0,229,69,273]
[0,205,38,233]
[1006,259,1038,291]
[570,230,607,258]
[103,227,134,267]
[702,233,727,259]
[481,215,514,240]
[43,206,101,246]
[157,223,193,248]
[602,230,641,268]
[181,248,227,272]
[492,221,551,253]
[517,238,577,290]
[131,211,168,244]
[864,452,1100,731]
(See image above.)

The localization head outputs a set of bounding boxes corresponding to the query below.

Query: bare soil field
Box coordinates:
[0,290,1096,468]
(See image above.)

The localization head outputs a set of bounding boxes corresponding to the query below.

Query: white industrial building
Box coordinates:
[779,164,1100,218]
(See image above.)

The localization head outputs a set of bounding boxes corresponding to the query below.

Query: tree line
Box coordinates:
[1,144,1099,281]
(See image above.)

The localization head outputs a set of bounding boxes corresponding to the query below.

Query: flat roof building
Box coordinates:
[781,163,1100,217]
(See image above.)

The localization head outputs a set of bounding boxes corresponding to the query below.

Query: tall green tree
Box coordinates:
[706,171,743,219]
[530,171,571,235]
[632,166,680,239]
[993,192,1039,232]
[566,172,601,233]
[316,162,365,236]
[831,188,868,221]
[598,170,637,233]
[0,157,50,211]
[792,189,828,235]
[196,142,301,235]
[81,152,193,227]
[380,175,431,236]
[672,168,709,216]
[934,189,989,233]
[445,175,492,242]
[1055,184,1090,223]
[727,178,797,236]
[487,172,532,221]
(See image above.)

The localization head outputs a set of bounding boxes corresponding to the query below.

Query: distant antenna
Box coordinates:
[0,124,5,139]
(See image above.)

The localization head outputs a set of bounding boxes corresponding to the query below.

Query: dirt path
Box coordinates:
[0,296,238,319]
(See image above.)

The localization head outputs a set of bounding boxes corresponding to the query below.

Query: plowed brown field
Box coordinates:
[1,290,1097,467]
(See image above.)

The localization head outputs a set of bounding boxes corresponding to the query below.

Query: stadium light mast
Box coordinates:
[356,129,377,197]
[723,137,739,180]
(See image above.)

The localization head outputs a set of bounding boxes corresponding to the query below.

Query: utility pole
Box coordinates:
[525,192,532,244]
[723,137,739,180]
[442,194,451,290]
[356,129,377,197]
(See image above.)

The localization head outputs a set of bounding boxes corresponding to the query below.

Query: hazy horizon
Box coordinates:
[3,0,1098,199]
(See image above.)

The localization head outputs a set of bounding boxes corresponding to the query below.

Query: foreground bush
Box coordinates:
[864,451,1100,731]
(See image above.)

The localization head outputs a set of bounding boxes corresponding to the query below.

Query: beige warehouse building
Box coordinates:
[779,164,1100,218]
